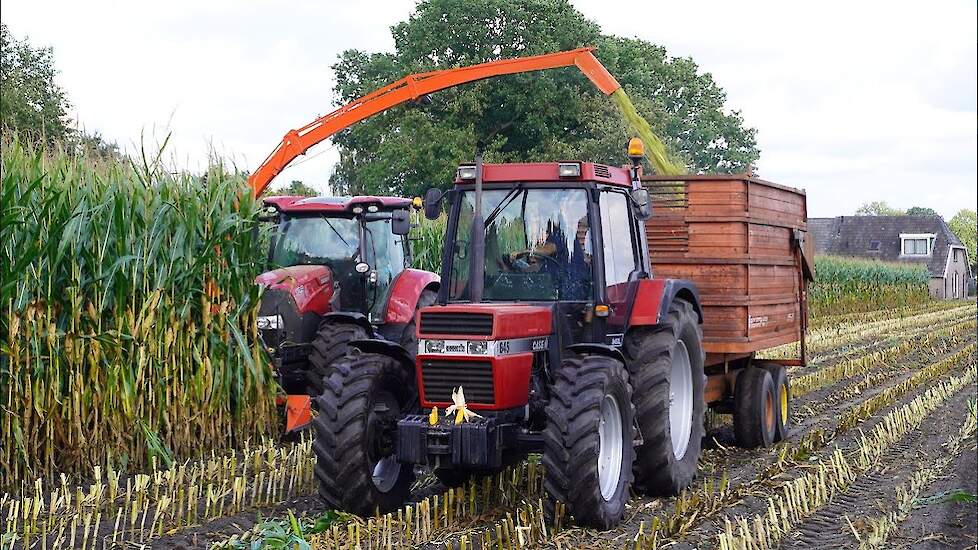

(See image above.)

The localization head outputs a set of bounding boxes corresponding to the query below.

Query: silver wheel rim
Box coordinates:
[372,456,401,492]
[597,394,623,501]
[669,340,693,459]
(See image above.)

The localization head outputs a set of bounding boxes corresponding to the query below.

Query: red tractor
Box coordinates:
[311,146,810,528]
[255,195,438,431]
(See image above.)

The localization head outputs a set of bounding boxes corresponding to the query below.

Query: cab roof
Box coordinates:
[453,162,631,187]
[263,195,413,214]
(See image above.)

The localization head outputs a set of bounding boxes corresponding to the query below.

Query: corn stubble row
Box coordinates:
[714,364,978,550]
[854,398,977,549]
[1,439,314,549]
[0,139,278,488]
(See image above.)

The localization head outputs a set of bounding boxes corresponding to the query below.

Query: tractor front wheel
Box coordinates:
[312,351,416,515]
[306,320,369,396]
[543,354,635,529]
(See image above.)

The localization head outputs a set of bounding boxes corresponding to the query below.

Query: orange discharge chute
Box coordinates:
[248,47,621,197]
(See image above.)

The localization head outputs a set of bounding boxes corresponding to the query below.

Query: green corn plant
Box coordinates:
[810,255,931,317]
[0,136,278,488]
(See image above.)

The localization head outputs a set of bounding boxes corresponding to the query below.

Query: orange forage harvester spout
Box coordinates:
[247,48,621,197]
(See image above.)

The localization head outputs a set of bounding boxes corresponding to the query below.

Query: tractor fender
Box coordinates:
[384,269,441,324]
[348,338,415,370]
[566,343,627,366]
[628,279,703,327]
[322,311,375,336]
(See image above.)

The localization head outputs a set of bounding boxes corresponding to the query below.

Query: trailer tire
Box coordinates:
[543,354,635,529]
[623,298,705,496]
[758,363,791,441]
[306,320,369,396]
[312,351,416,515]
[733,367,777,448]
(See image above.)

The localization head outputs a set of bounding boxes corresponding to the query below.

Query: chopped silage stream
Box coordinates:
[3,303,976,550]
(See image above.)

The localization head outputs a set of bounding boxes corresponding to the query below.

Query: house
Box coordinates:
[808,216,972,299]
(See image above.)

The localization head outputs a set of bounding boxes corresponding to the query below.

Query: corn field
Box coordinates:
[0,138,277,488]
[809,255,930,317]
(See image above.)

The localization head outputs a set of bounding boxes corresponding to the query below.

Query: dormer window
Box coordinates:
[900,233,935,256]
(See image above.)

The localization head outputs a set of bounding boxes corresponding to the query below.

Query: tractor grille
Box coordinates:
[593,164,612,179]
[421,360,495,404]
[419,312,493,336]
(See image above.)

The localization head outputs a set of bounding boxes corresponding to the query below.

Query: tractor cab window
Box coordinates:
[272,215,360,268]
[600,191,638,287]
[449,188,592,301]
[363,218,407,318]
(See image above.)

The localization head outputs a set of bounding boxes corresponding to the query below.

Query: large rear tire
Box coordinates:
[623,298,705,496]
[543,354,635,529]
[312,351,416,515]
[306,320,369,396]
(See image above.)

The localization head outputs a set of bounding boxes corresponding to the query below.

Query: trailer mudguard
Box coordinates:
[384,269,441,324]
[628,279,703,327]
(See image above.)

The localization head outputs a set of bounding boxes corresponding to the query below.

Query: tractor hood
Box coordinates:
[255,265,333,315]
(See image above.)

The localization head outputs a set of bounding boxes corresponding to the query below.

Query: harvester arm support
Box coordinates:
[249,48,620,197]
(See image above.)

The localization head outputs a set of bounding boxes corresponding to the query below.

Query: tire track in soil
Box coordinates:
[780,376,978,550]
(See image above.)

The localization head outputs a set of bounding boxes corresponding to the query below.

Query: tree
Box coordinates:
[855,201,905,216]
[273,180,319,196]
[948,209,976,266]
[328,0,759,197]
[0,23,71,142]
[905,206,939,218]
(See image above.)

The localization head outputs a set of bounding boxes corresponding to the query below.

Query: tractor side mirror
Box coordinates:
[391,209,411,235]
[631,188,652,221]
[423,188,444,220]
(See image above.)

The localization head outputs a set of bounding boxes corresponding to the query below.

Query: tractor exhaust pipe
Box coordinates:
[468,154,485,303]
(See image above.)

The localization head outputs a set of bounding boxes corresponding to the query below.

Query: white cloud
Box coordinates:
[4,0,975,217]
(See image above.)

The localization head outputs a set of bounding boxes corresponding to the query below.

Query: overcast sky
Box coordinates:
[4,0,976,218]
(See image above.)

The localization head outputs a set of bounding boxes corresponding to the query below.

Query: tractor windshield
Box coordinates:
[271,215,361,268]
[449,188,592,301]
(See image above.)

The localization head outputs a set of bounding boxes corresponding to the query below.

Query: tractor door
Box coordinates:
[594,188,644,347]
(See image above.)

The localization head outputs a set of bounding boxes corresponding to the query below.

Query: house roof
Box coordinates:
[808,215,965,277]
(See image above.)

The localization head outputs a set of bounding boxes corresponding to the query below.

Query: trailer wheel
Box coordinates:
[312,351,416,515]
[758,363,791,441]
[306,320,369,396]
[543,354,635,529]
[733,367,777,448]
[623,299,705,496]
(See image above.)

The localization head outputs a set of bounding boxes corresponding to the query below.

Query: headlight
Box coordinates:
[467,341,489,355]
[425,340,445,353]
[257,315,283,330]
[457,165,477,180]
[558,162,581,177]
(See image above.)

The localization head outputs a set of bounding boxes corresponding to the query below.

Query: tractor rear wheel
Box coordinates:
[306,320,369,396]
[623,298,705,496]
[312,351,416,515]
[543,354,635,529]
[733,367,777,448]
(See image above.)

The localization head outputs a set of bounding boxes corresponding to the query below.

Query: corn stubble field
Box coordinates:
[2,141,977,550]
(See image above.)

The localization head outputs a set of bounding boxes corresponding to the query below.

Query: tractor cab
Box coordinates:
[255,195,438,400]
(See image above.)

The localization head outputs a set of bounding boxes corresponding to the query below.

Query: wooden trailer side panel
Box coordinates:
[644,175,808,365]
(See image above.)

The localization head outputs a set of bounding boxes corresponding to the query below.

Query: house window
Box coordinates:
[900,233,935,256]
[869,240,881,251]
